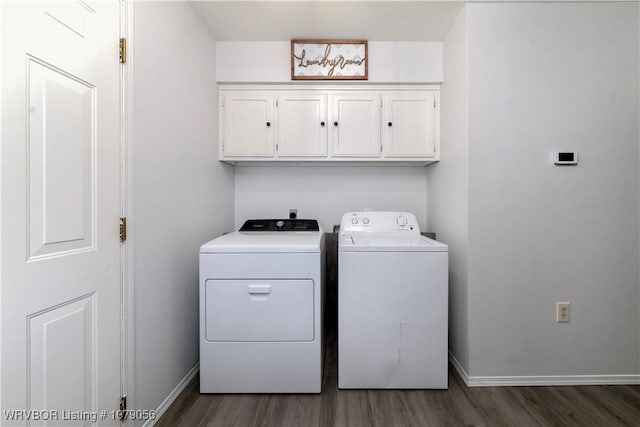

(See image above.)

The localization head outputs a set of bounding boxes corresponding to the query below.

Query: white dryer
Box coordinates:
[338,211,448,389]
[199,219,324,393]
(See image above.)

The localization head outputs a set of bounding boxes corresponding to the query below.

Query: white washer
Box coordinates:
[199,219,324,393]
[338,211,448,389]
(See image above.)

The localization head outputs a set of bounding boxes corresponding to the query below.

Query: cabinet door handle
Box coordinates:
[266,122,271,127]
[333,121,339,127]
[320,121,325,127]
[388,122,393,127]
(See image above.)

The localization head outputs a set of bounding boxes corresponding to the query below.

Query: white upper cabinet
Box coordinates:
[221,91,274,157]
[383,91,439,158]
[330,93,381,158]
[219,85,440,165]
[276,92,327,157]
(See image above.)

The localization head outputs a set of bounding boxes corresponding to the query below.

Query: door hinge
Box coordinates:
[119,217,127,242]
[434,98,437,108]
[119,38,127,63]
[119,395,127,421]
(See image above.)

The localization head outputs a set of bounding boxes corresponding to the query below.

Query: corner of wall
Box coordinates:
[427,3,470,374]
[132,1,234,419]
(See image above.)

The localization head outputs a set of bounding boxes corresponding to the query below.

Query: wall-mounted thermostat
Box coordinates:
[554,151,578,165]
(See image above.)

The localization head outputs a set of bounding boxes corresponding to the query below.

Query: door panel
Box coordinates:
[44,1,92,38]
[28,295,95,417]
[28,57,95,260]
[1,1,122,424]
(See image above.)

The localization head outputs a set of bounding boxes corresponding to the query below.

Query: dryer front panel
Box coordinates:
[205,279,314,342]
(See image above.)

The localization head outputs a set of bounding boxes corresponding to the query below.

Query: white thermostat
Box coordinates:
[554,151,578,165]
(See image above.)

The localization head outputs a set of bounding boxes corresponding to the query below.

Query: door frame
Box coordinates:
[0,1,4,418]
[121,0,135,424]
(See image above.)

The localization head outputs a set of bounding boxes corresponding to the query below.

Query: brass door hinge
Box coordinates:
[119,217,127,242]
[119,38,127,63]
[119,395,127,421]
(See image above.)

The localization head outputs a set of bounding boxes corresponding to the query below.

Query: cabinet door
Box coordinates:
[384,92,438,158]
[277,92,327,157]
[221,91,274,157]
[330,93,381,157]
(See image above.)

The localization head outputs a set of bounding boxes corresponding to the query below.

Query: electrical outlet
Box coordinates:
[556,302,570,323]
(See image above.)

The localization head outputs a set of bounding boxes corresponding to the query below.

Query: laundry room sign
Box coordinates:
[291,40,368,80]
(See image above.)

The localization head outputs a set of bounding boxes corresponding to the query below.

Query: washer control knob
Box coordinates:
[276,220,285,230]
[363,218,370,225]
[396,216,408,226]
[351,218,359,225]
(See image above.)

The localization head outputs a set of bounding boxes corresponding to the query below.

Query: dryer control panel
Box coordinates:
[340,211,421,235]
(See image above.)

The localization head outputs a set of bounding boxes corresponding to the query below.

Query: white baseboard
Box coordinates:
[465,374,640,387]
[448,351,640,387]
[449,350,470,385]
[143,362,200,427]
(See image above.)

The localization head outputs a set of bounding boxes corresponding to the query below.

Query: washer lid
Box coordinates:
[201,230,323,253]
[339,235,448,252]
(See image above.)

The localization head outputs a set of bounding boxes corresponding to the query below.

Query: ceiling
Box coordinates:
[190,1,465,41]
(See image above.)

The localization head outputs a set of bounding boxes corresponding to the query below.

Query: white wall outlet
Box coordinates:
[556,302,570,323]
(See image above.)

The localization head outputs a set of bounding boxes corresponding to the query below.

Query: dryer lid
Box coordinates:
[200,229,323,253]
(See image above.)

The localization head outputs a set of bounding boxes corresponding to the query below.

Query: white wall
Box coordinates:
[132,1,233,417]
[216,41,443,83]
[235,165,428,231]
[426,6,469,373]
[466,2,639,379]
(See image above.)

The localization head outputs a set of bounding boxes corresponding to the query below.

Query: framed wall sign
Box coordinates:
[291,40,368,80]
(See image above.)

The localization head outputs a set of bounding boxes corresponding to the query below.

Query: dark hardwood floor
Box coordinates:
[155,333,640,427]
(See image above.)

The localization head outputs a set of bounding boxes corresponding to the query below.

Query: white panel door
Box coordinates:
[330,93,381,157]
[1,1,122,425]
[383,92,438,158]
[276,92,327,157]
[221,91,274,157]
